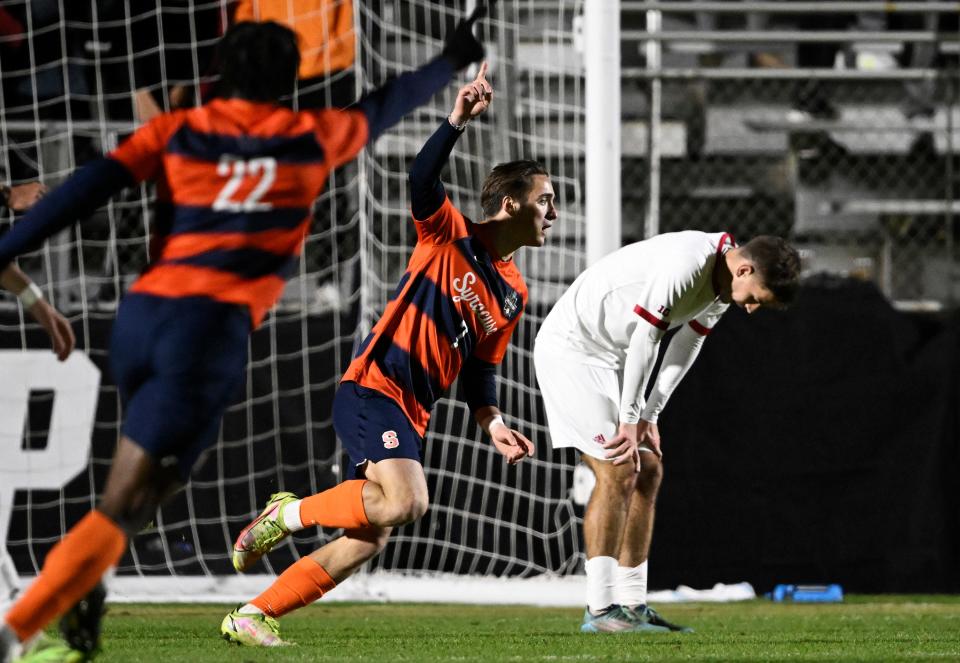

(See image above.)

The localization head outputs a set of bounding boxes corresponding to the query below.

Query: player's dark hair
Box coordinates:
[216,21,300,102]
[740,235,802,305]
[480,160,550,218]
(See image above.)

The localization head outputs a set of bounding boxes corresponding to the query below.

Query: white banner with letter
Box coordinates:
[0,351,100,608]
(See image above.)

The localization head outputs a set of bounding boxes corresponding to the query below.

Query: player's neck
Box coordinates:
[474,223,519,262]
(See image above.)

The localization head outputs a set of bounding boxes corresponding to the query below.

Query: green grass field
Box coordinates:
[81,596,959,662]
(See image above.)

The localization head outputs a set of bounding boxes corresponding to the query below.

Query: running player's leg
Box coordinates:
[247,458,424,614]
[1,295,250,658]
[232,382,427,570]
[1,437,179,657]
[224,385,428,645]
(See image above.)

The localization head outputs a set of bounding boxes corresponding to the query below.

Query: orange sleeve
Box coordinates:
[108,113,184,184]
[312,108,369,169]
[414,196,468,247]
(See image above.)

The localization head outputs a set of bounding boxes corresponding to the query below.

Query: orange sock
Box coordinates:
[250,557,336,618]
[5,510,127,642]
[298,480,370,529]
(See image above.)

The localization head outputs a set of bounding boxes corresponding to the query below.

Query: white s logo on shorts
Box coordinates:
[382,430,399,449]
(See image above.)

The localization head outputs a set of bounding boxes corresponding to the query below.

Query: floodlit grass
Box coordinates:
[76,596,960,662]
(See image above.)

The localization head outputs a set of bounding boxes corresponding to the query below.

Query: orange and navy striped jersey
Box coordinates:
[109,98,367,327]
[342,197,528,436]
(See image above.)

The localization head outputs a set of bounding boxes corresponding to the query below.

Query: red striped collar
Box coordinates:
[711,232,736,297]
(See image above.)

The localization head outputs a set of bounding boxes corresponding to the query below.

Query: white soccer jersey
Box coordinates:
[536,231,734,424]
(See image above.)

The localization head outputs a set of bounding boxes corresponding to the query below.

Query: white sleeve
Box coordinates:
[620,253,709,423]
[640,324,706,423]
[618,321,665,424]
[640,301,727,422]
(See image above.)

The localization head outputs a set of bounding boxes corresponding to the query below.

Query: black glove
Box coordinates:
[441,2,491,71]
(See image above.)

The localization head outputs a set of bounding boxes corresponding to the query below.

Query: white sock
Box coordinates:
[584,556,618,613]
[614,561,649,607]
[281,500,304,532]
[237,603,264,615]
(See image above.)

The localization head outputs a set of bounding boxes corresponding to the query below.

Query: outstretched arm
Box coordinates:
[0,159,134,272]
[356,8,486,143]
[409,62,493,220]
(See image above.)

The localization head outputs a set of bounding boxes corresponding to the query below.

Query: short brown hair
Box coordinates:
[480,160,549,218]
[740,235,801,305]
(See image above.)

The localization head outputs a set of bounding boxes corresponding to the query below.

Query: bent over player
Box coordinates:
[221,62,555,646]
[0,17,486,662]
[535,232,800,633]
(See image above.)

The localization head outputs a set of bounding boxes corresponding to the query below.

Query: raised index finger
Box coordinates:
[475,61,488,83]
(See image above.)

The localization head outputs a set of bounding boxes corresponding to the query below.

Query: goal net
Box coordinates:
[0,0,588,603]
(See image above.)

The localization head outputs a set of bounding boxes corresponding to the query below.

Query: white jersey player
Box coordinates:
[534,231,801,633]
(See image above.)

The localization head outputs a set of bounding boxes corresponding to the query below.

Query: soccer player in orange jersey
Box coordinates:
[221,62,557,646]
[0,16,486,662]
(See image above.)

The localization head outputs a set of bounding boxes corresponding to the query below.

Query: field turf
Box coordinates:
[78,596,959,662]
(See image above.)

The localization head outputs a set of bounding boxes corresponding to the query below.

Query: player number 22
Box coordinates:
[213,156,277,212]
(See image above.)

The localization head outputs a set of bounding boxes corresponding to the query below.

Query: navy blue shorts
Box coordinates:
[333,381,423,478]
[110,293,251,480]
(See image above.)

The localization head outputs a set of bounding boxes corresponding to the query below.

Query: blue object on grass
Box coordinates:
[770,584,844,602]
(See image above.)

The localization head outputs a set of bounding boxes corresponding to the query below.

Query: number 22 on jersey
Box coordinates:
[212,155,277,212]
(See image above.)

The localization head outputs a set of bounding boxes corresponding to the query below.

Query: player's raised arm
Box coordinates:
[355,7,487,145]
[0,109,182,274]
[409,62,494,220]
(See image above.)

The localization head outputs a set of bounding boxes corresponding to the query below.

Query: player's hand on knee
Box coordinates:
[637,420,662,459]
[490,423,535,465]
[451,61,493,126]
[605,422,639,465]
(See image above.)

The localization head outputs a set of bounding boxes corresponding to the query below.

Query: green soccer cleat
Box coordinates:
[15,635,85,663]
[620,604,693,633]
[220,608,287,647]
[231,491,299,573]
[580,605,641,633]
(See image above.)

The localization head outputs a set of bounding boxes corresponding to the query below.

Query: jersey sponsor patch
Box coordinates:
[503,290,521,318]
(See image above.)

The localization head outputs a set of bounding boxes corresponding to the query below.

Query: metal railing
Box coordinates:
[620,0,959,304]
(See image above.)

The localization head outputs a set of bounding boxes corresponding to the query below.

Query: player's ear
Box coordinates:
[736,263,755,278]
[501,195,517,216]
